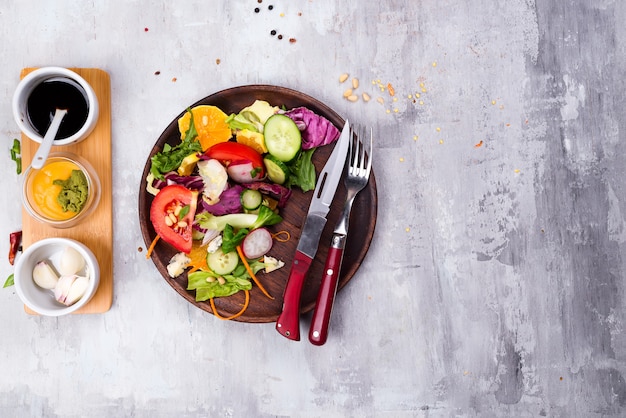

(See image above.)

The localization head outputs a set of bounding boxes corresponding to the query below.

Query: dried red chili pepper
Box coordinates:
[9,231,22,265]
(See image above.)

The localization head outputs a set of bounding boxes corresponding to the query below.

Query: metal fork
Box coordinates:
[309,124,373,345]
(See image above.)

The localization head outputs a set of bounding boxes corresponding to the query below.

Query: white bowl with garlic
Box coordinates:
[14,237,100,316]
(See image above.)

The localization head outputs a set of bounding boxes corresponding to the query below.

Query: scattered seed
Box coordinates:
[254,7,260,13]
[270,29,277,36]
[347,94,358,102]
[154,71,161,75]
[377,97,384,104]
[216,59,221,65]
[339,73,349,83]
[218,277,226,285]
[352,78,359,89]
[491,100,497,105]
[474,140,483,148]
[278,34,283,40]
[171,77,177,82]
[268,5,274,10]
[289,38,297,43]
[432,61,437,67]
[399,157,405,162]
[343,88,353,98]
[405,227,410,232]
[514,169,521,173]
[436,127,441,132]
[387,83,395,96]
[362,92,371,102]
[413,135,418,141]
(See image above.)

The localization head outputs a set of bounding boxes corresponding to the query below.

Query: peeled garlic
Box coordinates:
[58,246,86,276]
[54,275,89,306]
[64,276,89,306]
[32,261,60,289]
[54,275,75,304]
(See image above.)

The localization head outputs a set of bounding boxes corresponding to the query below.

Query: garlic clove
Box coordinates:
[32,261,60,289]
[59,246,86,276]
[63,276,89,306]
[54,275,76,304]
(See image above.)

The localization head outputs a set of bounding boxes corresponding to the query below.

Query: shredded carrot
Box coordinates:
[145,235,160,259]
[187,243,209,273]
[272,230,291,242]
[236,245,274,299]
[210,290,250,320]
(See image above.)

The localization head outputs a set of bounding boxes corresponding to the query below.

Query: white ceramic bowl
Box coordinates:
[12,66,99,145]
[14,238,100,316]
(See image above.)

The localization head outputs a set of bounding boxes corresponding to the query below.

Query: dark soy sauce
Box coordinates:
[27,78,89,140]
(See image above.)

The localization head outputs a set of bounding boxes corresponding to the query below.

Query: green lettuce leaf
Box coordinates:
[149,109,202,179]
[286,148,316,192]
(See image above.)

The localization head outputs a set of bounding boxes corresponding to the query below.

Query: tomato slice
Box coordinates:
[150,184,198,253]
[204,142,265,181]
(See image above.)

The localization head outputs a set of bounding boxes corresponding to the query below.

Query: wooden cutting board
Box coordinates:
[20,68,113,315]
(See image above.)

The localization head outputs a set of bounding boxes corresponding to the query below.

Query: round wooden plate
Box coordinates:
[138,85,377,323]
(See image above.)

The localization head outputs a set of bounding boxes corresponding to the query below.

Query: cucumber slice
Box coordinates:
[207,248,239,275]
[263,114,302,162]
[241,189,263,211]
[263,154,290,185]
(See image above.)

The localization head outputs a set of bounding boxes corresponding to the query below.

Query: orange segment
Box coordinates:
[178,105,233,151]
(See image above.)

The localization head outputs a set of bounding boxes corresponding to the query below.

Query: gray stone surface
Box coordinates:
[1,0,626,416]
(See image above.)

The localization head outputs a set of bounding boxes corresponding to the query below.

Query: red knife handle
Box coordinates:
[309,235,346,345]
[276,251,313,341]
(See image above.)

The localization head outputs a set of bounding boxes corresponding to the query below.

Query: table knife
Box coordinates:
[275,120,351,341]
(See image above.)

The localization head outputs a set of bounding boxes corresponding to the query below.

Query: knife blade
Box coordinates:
[275,120,351,341]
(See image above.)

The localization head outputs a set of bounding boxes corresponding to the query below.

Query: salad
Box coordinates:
[145,99,340,319]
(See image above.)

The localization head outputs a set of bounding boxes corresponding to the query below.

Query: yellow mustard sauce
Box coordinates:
[29,160,84,220]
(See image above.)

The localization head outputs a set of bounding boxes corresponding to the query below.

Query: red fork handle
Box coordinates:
[309,238,345,345]
[276,251,313,341]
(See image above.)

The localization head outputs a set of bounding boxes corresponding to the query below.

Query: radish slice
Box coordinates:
[242,228,273,259]
[227,161,263,183]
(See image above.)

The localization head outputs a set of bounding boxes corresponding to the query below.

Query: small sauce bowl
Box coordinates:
[22,152,101,229]
[12,67,99,146]
[14,237,100,316]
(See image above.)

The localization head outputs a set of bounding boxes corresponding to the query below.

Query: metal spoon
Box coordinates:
[31,108,68,170]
